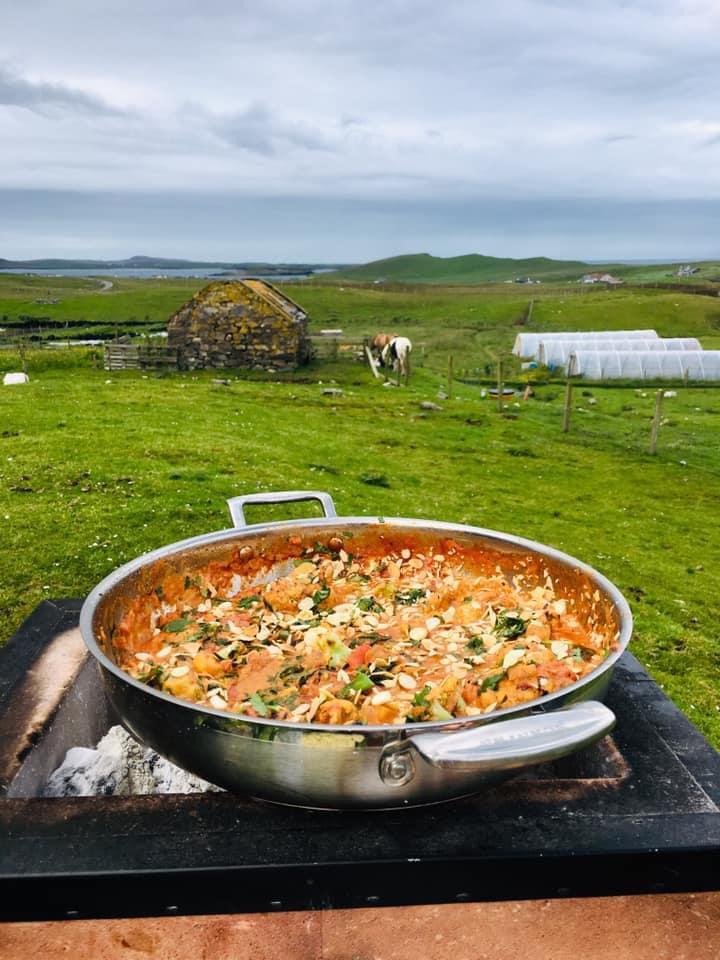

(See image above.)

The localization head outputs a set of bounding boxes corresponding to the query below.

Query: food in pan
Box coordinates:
[114,538,617,725]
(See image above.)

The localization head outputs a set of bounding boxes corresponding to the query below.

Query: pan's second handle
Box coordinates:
[408,701,614,774]
[227,491,337,528]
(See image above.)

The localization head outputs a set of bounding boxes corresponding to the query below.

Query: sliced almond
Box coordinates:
[397,673,417,690]
[170,665,190,678]
[370,690,392,705]
[551,640,570,660]
[503,648,526,670]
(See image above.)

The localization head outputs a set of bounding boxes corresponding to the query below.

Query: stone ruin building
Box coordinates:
[167,279,311,371]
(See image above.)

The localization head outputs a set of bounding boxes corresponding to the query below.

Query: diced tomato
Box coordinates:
[347,643,372,668]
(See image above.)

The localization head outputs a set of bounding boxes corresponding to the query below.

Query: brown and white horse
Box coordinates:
[381,336,412,383]
[370,332,398,363]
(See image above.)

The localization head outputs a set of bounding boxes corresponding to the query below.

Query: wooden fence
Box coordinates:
[308,334,366,361]
[104,343,179,371]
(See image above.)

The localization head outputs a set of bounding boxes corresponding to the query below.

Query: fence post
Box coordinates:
[527,299,534,324]
[448,355,454,400]
[649,389,664,454]
[496,358,503,412]
[562,379,572,433]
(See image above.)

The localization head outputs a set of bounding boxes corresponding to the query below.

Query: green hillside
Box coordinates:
[333,253,592,284]
[331,252,720,286]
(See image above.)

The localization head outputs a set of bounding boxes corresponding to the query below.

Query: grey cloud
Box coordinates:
[0,63,125,117]
[209,103,334,155]
[602,134,637,143]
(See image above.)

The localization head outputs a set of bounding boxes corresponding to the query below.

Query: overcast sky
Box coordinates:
[1,0,719,262]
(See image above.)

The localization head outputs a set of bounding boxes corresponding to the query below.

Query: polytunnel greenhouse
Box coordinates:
[513,329,658,358]
[568,351,720,381]
[538,338,701,367]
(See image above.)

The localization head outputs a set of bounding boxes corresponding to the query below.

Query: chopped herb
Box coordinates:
[465,635,485,651]
[480,672,505,692]
[494,611,528,639]
[163,618,192,633]
[249,692,270,716]
[356,596,384,613]
[137,665,164,687]
[348,572,371,584]
[237,594,261,609]
[412,684,431,707]
[154,585,164,600]
[394,588,426,605]
[313,542,340,558]
[340,670,375,697]
[312,585,331,606]
[463,596,473,603]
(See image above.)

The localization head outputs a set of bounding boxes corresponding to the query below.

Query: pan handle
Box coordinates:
[227,490,338,528]
[397,701,615,777]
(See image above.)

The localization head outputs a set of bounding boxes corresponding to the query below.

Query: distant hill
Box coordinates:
[331,253,600,284]
[0,255,346,275]
[330,252,720,286]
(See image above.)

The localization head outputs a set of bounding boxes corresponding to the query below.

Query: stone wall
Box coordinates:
[167,280,310,371]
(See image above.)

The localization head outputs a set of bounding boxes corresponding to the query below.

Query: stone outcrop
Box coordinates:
[167,279,310,371]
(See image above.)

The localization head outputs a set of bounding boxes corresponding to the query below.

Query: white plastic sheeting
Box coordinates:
[569,351,720,381]
[539,338,702,367]
[513,329,658,358]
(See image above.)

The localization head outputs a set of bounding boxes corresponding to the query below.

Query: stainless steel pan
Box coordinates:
[80,491,632,809]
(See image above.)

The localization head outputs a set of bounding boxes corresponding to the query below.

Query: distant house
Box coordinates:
[676,265,699,277]
[580,272,624,285]
[513,277,541,285]
[167,279,310,371]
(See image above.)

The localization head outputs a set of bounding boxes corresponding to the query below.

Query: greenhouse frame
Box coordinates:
[538,338,702,367]
[567,350,720,381]
[513,329,658,359]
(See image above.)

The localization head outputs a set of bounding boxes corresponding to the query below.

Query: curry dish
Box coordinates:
[114,538,616,725]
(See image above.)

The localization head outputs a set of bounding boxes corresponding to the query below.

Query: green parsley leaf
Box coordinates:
[237,594,261,609]
[494,611,528,639]
[312,586,331,606]
[340,670,375,697]
[249,692,270,716]
[356,596,384,613]
[163,618,192,633]
[412,685,431,707]
[480,672,505,692]
[394,588,426,605]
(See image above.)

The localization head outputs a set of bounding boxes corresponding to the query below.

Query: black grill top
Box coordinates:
[1,600,719,921]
